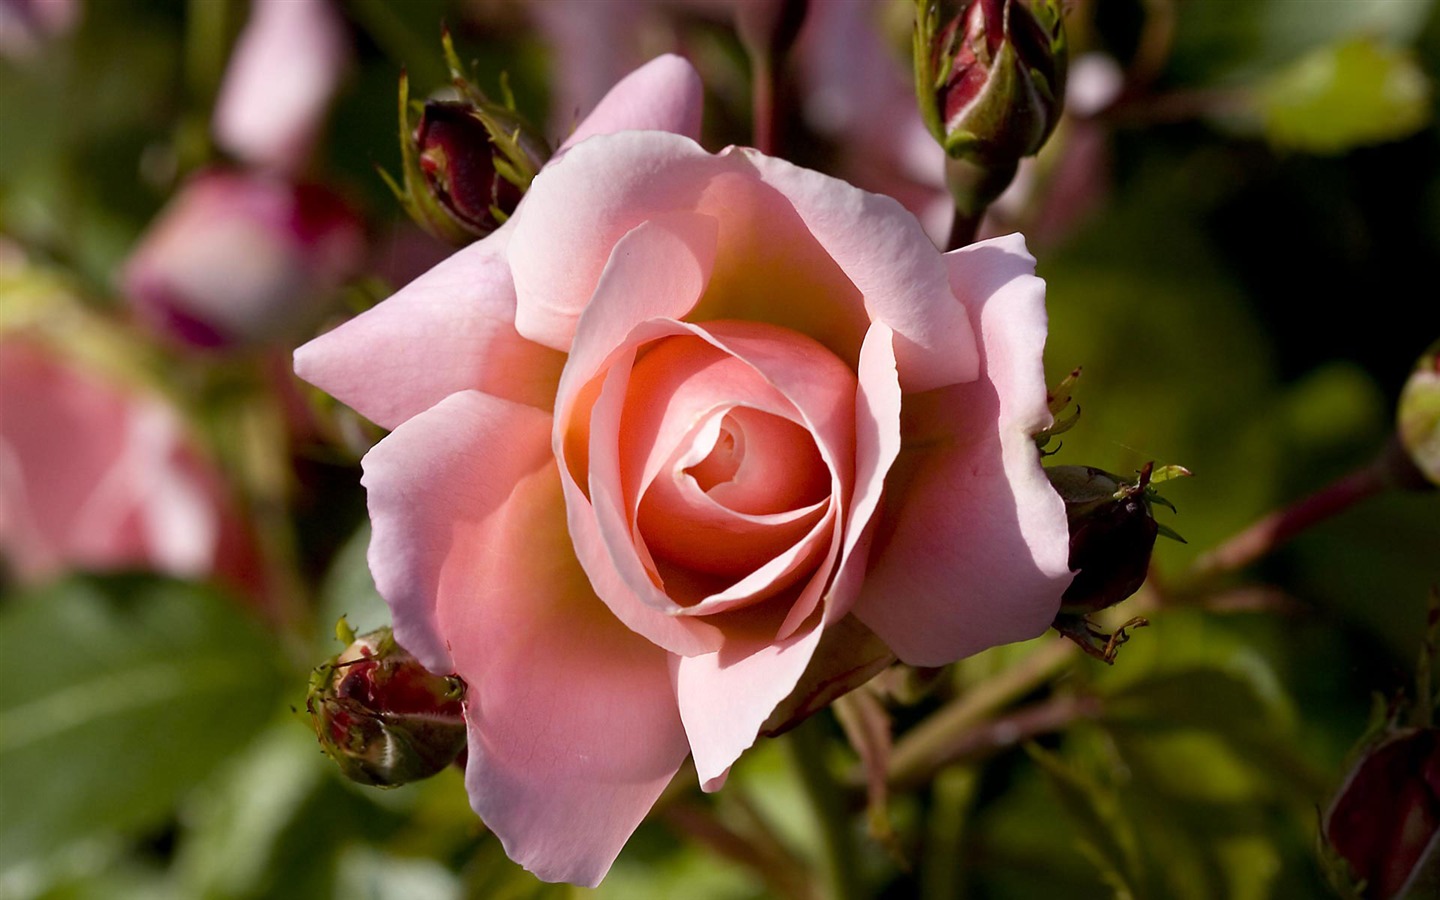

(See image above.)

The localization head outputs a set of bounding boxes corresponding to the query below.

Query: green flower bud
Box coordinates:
[1398,339,1440,488]
[306,624,467,787]
[916,0,1068,167]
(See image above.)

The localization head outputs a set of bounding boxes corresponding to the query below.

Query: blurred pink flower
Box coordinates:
[297,54,1070,885]
[122,169,365,350]
[212,0,350,174]
[521,0,951,237]
[0,0,79,61]
[0,338,251,588]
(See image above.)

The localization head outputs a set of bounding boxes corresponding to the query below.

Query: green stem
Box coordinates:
[943,155,1018,250]
[885,638,1075,790]
[1182,458,1389,589]
[788,715,863,900]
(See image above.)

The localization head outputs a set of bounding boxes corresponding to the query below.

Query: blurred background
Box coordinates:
[1,0,1438,897]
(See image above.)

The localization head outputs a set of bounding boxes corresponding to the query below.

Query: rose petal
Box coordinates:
[295,224,566,429]
[730,149,977,392]
[212,0,348,174]
[823,322,901,626]
[362,390,688,887]
[513,132,977,395]
[555,217,729,655]
[558,53,704,154]
[854,234,1072,665]
[675,613,825,789]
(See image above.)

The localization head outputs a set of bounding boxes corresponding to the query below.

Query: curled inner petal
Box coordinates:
[621,335,833,591]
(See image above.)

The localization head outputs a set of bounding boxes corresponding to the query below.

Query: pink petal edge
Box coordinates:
[854,234,1073,665]
[558,53,705,154]
[363,390,688,887]
[294,224,566,430]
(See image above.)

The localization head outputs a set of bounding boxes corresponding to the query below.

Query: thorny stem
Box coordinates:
[884,638,1077,790]
[928,693,1103,768]
[1183,459,1390,588]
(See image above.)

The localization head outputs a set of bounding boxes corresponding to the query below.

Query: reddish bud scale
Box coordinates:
[1060,489,1158,616]
[1047,465,1162,617]
[416,101,524,237]
[1325,728,1440,898]
[307,627,467,787]
[924,0,1067,166]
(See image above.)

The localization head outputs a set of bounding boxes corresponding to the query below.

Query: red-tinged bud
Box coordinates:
[1048,462,1189,663]
[414,100,526,238]
[1397,339,1440,488]
[383,34,550,246]
[306,623,467,787]
[917,0,1068,167]
[1323,727,1440,899]
[1051,465,1157,617]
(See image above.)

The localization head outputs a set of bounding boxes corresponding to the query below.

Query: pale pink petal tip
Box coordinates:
[560,54,704,153]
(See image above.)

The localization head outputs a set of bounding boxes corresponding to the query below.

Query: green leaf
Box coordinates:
[317,523,392,652]
[1027,744,1145,899]
[0,574,285,870]
[1259,38,1432,154]
[1101,667,1326,798]
[1168,0,1435,85]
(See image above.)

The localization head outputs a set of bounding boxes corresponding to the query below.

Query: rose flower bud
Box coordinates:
[1397,339,1440,488]
[121,169,366,351]
[1323,727,1440,899]
[385,35,550,246]
[918,0,1068,167]
[307,623,467,787]
[297,54,1072,886]
[1049,464,1157,616]
[1047,462,1187,662]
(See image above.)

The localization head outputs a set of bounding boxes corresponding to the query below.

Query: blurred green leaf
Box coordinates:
[1259,38,1432,154]
[1027,744,1144,899]
[1168,0,1435,85]
[0,574,284,870]
[335,845,465,900]
[172,724,332,899]
[1102,667,1324,794]
[316,523,391,652]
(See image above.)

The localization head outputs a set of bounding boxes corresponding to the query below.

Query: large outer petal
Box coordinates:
[294,55,705,430]
[362,391,687,887]
[294,225,566,429]
[558,53,704,153]
[510,131,978,393]
[854,234,1072,666]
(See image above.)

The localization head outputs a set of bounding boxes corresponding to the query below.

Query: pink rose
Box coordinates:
[0,337,254,589]
[296,55,1071,885]
[212,0,349,175]
[122,169,365,350]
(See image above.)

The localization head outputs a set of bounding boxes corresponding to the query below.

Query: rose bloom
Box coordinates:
[122,169,365,351]
[0,337,256,592]
[296,55,1071,885]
